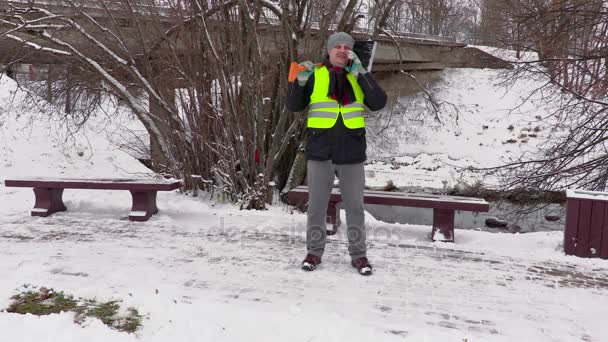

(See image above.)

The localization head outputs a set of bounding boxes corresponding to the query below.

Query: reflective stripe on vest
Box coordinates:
[307,66,365,129]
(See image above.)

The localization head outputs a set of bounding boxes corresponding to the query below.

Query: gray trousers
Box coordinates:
[306,160,366,259]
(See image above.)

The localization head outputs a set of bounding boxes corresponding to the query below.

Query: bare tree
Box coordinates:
[365,0,480,42]
[0,0,408,209]
[477,0,608,192]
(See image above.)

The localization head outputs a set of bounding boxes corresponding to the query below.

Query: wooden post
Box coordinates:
[326,201,337,226]
[574,200,592,257]
[325,200,340,235]
[432,208,455,242]
[565,190,608,259]
[32,187,67,217]
[602,205,608,259]
[589,201,605,257]
[564,198,580,256]
[129,190,158,222]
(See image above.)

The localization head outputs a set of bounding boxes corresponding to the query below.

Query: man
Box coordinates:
[287,32,387,276]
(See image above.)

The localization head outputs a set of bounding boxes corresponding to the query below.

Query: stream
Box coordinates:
[363,200,565,233]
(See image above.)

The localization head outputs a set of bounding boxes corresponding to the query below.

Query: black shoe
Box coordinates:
[351,257,372,276]
[301,254,322,271]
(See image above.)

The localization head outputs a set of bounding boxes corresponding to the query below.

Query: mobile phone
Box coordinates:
[352,40,377,72]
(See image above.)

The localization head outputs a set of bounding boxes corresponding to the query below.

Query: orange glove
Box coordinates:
[288,61,314,86]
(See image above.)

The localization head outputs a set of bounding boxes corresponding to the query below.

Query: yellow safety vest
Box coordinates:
[307,66,365,129]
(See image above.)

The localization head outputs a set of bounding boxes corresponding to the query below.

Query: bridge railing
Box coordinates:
[258,7,456,43]
[5,1,456,44]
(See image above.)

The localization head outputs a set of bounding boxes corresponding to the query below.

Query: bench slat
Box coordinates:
[289,186,489,212]
[5,178,181,191]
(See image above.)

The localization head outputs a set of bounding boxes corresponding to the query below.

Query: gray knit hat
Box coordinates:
[327,32,354,54]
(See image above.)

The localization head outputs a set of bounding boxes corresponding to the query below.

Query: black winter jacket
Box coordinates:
[286,68,387,164]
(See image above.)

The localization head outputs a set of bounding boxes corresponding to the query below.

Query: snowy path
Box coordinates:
[1,190,607,341]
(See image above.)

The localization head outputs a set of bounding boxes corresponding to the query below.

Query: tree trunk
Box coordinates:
[280,141,307,203]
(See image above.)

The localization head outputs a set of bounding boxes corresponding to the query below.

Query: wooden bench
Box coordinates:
[4,178,182,222]
[288,185,490,242]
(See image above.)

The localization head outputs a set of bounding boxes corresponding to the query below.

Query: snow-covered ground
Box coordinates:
[2,192,608,342]
[1,54,607,341]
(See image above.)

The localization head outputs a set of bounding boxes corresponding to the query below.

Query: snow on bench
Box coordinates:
[288,185,490,242]
[4,177,182,222]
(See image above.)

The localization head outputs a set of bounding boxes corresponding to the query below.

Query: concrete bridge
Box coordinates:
[0,0,511,98]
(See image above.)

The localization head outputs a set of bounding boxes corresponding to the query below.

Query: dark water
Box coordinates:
[363,201,565,233]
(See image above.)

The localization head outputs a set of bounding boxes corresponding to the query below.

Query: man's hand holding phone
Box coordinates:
[346,51,367,78]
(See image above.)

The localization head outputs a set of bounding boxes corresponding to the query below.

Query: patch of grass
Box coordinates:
[81,300,142,333]
[7,288,78,315]
[5,286,143,333]
[86,300,121,325]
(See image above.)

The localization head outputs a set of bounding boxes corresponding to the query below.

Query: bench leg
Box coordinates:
[150,191,159,214]
[432,209,455,242]
[129,190,158,222]
[326,201,340,235]
[32,187,67,217]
